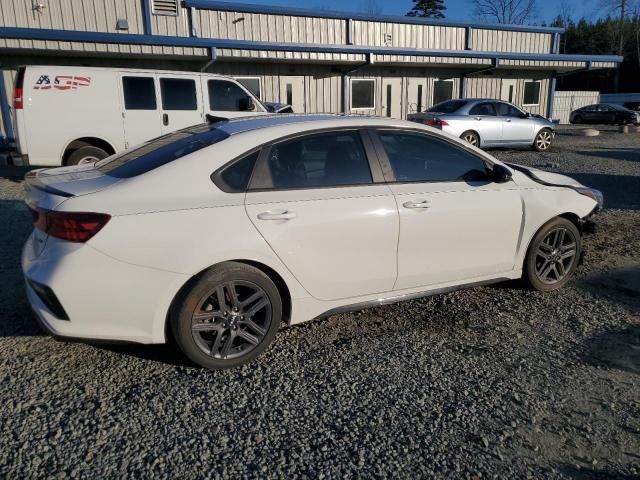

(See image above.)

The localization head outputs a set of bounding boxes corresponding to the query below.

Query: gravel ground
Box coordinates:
[0,125,639,479]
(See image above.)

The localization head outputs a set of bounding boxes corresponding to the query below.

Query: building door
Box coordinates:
[381,78,403,119]
[501,79,518,103]
[280,76,305,112]
[407,78,428,115]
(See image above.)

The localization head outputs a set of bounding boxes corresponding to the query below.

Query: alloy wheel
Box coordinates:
[78,156,99,165]
[191,281,272,359]
[534,227,577,285]
[536,130,552,151]
[463,133,478,146]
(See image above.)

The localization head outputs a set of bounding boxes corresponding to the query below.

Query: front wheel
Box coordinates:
[524,217,582,292]
[170,262,282,369]
[532,128,553,152]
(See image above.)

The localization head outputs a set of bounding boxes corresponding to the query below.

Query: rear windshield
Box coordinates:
[96,124,230,178]
[427,100,467,114]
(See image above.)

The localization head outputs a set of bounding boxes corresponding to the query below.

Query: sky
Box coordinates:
[220,0,620,25]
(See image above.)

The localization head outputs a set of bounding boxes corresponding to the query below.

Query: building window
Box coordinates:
[523,80,541,106]
[234,77,262,100]
[433,80,454,106]
[351,79,376,110]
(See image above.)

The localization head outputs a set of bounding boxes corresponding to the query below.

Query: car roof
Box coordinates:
[212,113,416,136]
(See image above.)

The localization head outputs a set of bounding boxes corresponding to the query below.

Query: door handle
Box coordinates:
[257,210,297,220]
[162,113,169,126]
[403,200,431,209]
[505,119,512,122]
[475,117,483,121]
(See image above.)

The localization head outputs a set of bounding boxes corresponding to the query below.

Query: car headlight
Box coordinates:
[575,187,604,210]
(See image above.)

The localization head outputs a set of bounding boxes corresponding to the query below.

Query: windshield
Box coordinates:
[427,100,467,114]
[96,124,230,178]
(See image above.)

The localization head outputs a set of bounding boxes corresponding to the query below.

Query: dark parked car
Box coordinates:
[570,103,640,125]
[623,102,640,112]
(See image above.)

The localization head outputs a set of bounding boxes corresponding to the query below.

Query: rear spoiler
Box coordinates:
[25,170,75,198]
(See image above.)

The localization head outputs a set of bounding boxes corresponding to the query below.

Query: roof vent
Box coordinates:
[152,0,179,16]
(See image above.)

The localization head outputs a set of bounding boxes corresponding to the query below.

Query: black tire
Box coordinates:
[460,130,480,147]
[170,262,282,370]
[66,145,109,166]
[532,128,553,152]
[572,115,582,124]
[524,217,582,292]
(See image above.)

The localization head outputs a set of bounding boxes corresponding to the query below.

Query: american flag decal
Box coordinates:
[33,74,91,90]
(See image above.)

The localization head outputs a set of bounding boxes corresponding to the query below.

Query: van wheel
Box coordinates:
[170,262,282,370]
[66,146,109,166]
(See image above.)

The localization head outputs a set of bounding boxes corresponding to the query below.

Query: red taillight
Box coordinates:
[30,208,110,243]
[425,118,449,128]
[13,87,23,109]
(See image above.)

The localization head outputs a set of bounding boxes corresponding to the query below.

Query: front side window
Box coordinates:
[209,80,252,111]
[469,102,497,116]
[256,132,372,190]
[496,102,526,118]
[234,77,261,99]
[377,131,488,183]
[523,81,541,106]
[160,78,197,110]
[433,80,454,106]
[351,79,375,110]
[122,76,157,110]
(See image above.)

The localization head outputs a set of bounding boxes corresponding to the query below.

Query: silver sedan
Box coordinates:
[408,99,556,151]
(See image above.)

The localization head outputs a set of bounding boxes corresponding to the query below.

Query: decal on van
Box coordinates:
[33,75,91,90]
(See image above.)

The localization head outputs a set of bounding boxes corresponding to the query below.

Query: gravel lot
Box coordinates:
[0,125,638,479]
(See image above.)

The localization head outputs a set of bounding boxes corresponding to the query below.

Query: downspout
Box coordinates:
[342,52,373,113]
[200,46,217,72]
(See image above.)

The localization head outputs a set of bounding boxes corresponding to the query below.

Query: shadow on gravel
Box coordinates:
[0,166,34,182]
[557,465,639,480]
[568,173,640,210]
[95,342,194,368]
[576,148,640,162]
[581,325,640,375]
[577,266,640,314]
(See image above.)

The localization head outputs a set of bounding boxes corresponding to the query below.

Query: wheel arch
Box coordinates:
[62,136,116,165]
[521,212,582,269]
[164,259,293,343]
[460,129,482,146]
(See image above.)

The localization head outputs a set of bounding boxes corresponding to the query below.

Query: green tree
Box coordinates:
[406,0,446,18]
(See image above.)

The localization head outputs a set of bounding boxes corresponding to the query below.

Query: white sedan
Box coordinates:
[22,115,603,369]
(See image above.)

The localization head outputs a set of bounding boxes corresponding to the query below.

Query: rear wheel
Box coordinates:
[532,128,553,152]
[572,115,583,124]
[524,217,582,292]
[66,146,108,166]
[170,262,282,369]
[460,131,480,147]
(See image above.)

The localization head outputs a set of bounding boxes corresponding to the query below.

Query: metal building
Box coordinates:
[0,0,622,143]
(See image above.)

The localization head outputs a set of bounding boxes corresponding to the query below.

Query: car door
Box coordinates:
[157,74,203,134]
[244,130,399,301]
[467,102,502,145]
[370,129,523,290]
[203,77,266,118]
[495,102,535,143]
[597,105,616,124]
[119,75,162,148]
[581,105,599,123]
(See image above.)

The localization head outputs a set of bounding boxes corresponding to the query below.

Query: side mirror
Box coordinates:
[239,96,255,112]
[491,164,512,183]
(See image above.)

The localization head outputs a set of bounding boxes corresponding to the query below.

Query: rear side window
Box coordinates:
[96,124,229,178]
[377,131,488,183]
[428,100,466,113]
[254,132,372,190]
[160,78,197,110]
[214,150,260,192]
[208,80,250,111]
[469,102,497,116]
[122,76,157,110]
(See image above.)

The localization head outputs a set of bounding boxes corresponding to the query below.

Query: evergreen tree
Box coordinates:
[406,0,446,18]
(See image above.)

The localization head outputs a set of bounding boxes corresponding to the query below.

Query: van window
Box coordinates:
[208,80,251,111]
[160,78,197,110]
[96,124,229,178]
[122,77,157,110]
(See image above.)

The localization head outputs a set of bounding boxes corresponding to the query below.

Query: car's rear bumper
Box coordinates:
[22,232,188,344]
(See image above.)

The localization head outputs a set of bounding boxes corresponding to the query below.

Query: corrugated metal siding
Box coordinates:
[464,75,550,115]
[554,91,600,124]
[471,29,552,53]
[215,48,365,63]
[194,10,346,44]
[351,21,464,50]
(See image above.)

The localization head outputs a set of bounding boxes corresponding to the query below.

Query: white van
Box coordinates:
[12,66,268,166]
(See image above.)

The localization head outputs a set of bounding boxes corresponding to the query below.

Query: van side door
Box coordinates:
[202,77,266,118]
[157,74,204,134]
[120,75,163,148]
